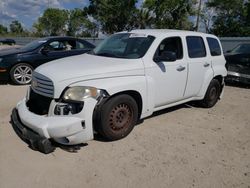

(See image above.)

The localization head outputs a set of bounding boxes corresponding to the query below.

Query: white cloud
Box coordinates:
[0,0,89,28]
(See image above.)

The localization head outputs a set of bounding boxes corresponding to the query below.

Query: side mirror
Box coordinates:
[41,48,49,55]
[154,51,177,62]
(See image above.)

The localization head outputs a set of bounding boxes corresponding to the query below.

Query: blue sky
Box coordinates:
[0,0,90,29]
[0,0,145,30]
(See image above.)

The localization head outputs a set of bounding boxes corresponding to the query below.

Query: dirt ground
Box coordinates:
[0,84,249,188]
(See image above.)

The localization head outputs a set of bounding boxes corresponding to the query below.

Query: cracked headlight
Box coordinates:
[63,86,105,102]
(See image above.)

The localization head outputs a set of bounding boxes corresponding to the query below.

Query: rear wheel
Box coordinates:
[199,79,221,108]
[96,94,138,141]
[10,63,33,85]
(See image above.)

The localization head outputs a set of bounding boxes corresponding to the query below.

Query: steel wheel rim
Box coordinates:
[108,103,133,132]
[14,65,32,84]
[209,87,218,101]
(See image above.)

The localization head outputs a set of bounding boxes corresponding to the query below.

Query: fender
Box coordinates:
[197,67,227,99]
[197,69,214,99]
[69,76,148,119]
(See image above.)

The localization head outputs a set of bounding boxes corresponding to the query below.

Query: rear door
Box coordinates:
[184,36,213,98]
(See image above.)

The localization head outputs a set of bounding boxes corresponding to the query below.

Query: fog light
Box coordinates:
[54,103,84,115]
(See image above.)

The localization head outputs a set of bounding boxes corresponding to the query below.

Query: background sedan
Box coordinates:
[0,37,95,85]
[225,43,250,85]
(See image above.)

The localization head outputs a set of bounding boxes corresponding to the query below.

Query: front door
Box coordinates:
[145,36,188,108]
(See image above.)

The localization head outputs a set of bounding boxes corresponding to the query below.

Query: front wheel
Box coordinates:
[10,63,33,85]
[96,94,138,141]
[199,79,221,108]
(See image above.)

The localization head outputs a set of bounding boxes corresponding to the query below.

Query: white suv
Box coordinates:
[11,30,227,153]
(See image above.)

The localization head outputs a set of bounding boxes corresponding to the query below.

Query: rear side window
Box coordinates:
[76,40,94,49]
[207,37,221,56]
[186,36,206,58]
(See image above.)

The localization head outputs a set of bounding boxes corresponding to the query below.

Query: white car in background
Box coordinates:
[11,29,227,153]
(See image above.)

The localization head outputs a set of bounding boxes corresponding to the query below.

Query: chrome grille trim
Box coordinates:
[31,71,54,98]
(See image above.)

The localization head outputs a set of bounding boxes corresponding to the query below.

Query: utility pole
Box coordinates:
[196,0,202,31]
[48,0,51,8]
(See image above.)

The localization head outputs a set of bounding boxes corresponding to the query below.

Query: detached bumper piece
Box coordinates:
[11,108,55,154]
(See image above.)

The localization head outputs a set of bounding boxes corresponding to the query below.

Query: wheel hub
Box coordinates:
[209,87,217,100]
[109,103,132,131]
[14,65,32,84]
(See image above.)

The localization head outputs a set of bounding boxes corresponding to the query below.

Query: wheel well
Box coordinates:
[108,90,143,120]
[213,75,224,95]
[214,75,223,85]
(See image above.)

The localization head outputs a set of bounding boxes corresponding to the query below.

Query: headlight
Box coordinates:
[0,58,3,63]
[63,86,102,102]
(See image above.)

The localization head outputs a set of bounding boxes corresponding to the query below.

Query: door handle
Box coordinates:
[176,66,186,71]
[204,62,210,67]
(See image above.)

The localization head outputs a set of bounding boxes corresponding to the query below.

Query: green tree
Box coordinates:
[9,20,23,34]
[207,0,250,37]
[200,5,215,33]
[0,24,8,35]
[68,8,87,36]
[88,0,138,34]
[133,9,154,29]
[67,8,98,37]
[82,19,98,37]
[143,0,195,30]
[33,8,68,36]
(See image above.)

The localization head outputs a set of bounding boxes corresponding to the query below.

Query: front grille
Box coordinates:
[27,89,53,115]
[31,71,54,98]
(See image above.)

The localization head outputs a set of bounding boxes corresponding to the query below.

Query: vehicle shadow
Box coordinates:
[94,103,194,142]
[53,142,88,153]
[0,81,8,85]
[0,81,24,86]
[144,103,192,121]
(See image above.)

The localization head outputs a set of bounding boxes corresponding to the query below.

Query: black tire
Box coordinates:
[10,63,33,85]
[96,94,138,141]
[199,79,221,108]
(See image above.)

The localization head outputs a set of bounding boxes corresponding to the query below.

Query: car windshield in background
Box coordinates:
[231,43,250,54]
[21,39,47,51]
[92,33,155,59]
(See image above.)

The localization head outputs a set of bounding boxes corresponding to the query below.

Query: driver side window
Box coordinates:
[44,40,76,52]
[155,37,183,60]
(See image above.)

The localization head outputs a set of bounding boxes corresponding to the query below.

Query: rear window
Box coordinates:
[207,37,221,56]
[186,36,206,58]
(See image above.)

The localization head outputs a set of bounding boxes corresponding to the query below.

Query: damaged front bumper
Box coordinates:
[11,108,55,154]
[11,96,97,152]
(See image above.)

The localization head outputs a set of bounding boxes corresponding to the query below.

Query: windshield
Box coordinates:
[92,33,155,59]
[21,39,47,51]
[231,43,250,54]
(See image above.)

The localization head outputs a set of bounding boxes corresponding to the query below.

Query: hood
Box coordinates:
[0,47,26,57]
[35,53,145,84]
